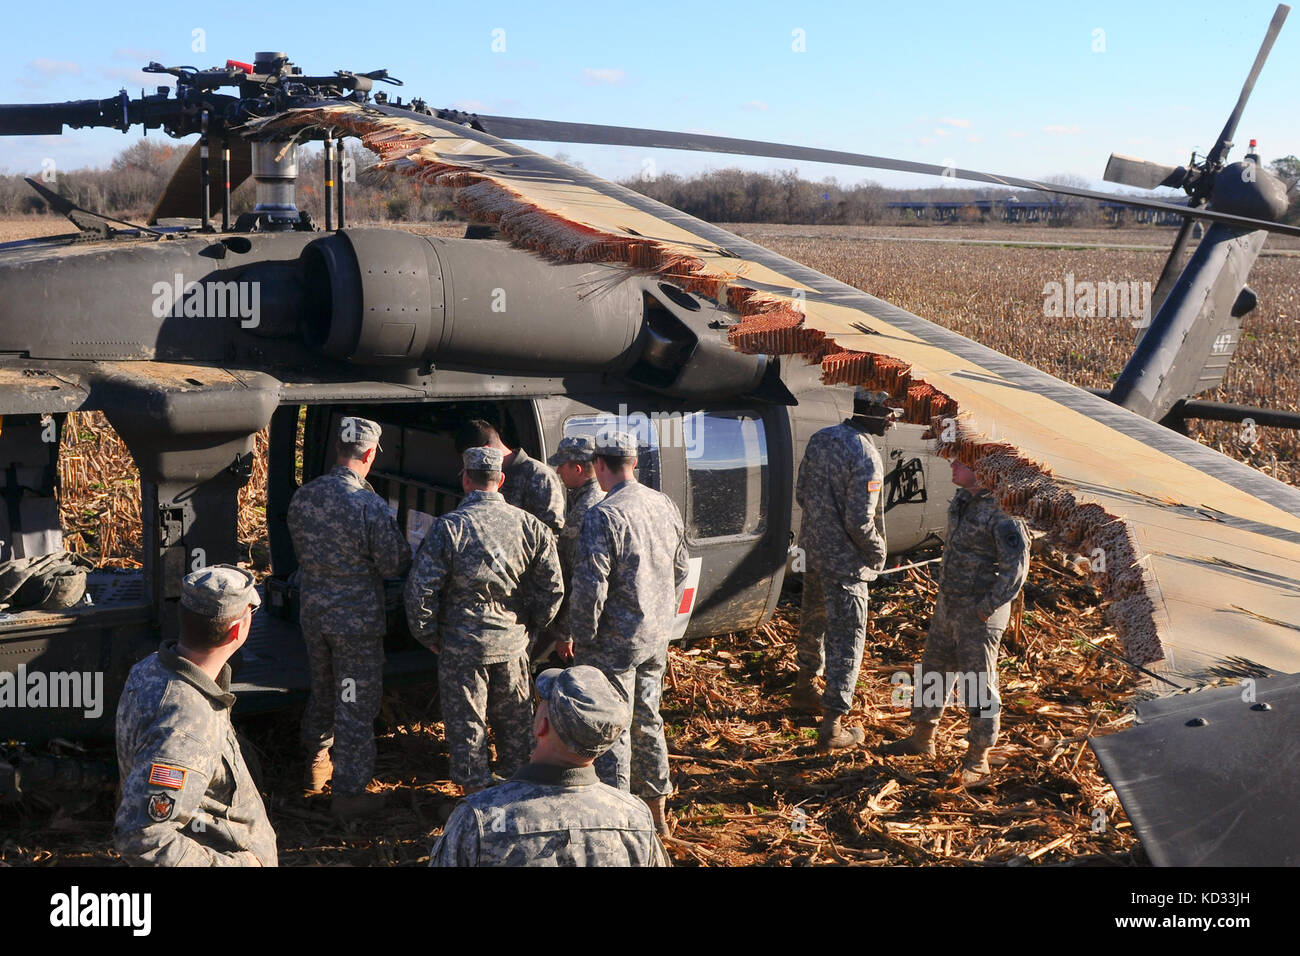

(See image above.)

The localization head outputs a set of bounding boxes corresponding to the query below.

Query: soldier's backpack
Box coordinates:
[0,552,95,612]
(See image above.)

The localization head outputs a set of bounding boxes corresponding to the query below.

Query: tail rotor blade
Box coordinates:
[1147,217,1198,325]
[1104,154,1186,191]
[1207,3,1290,168]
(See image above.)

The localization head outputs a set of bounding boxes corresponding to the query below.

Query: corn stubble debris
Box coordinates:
[2,558,1139,867]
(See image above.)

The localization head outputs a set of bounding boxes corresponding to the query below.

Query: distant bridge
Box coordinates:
[886,199,1185,225]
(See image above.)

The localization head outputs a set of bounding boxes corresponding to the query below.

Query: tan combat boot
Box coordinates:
[880,724,937,758]
[790,674,822,715]
[304,749,333,796]
[332,790,389,820]
[644,795,671,837]
[959,746,992,787]
[817,713,865,752]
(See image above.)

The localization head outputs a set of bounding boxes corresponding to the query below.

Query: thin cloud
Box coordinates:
[1042,124,1082,135]
[939,117,972,128]
[98,66,161,85]
[28,58,81,77]
[934,128,951,137]
[581,68,626,86]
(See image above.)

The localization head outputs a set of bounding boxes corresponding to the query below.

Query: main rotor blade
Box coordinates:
[475,114,1300,238]
[148,137,253,224]
[1207,3,1290,169]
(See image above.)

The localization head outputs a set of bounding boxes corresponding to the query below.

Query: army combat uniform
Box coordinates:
[570,434,689,797]
[429,665,669,867]
[502,447,567,537]
[428,764,671,866]
[116,645,277,866]
[404,448,563,789]
[115,566,276,867]
[911,487,1030,750]
[288,442,412,796]
[795,418,889,716]
[546,437,606,646]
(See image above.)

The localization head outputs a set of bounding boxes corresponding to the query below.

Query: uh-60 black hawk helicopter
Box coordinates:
[2,7,1299,865]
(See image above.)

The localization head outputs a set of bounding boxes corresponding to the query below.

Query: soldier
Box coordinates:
[882,457,1031,785]
[287,416,412,818]
[793,388,900,751]
[456,419,565,537]
[115,565,277,866]
[567,430,689,836]
[404,446,563,793]
[545,435,605,661]
[429,665,671,866]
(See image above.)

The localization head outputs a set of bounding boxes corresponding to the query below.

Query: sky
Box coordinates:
[2,0,1296,193]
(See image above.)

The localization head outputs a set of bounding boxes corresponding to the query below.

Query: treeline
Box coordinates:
[0,139,457,222]
[3,138,1297,226]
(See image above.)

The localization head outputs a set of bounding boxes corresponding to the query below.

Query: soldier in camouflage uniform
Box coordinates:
[545,435,605,662]
[794,389,900,751]
[429,665,670,866]
[287,417,412,818]
[457,419,566,536]
[115,565,277,866]
[882,457,1031,785]
[404,446,563,792]
[568,430,689,836]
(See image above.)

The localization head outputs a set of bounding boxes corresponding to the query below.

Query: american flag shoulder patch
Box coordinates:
[867,480,882,493]
[148,763,187,789]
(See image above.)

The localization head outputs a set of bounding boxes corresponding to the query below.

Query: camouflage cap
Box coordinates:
[547,435,596,467]
[593,428,638,459]
[853,387,903,420]
[463,446,504,473]
[181,564,261,620]
[535,666,627,759]
[340,416,383,449]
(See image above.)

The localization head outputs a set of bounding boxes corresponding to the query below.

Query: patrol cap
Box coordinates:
[463,445,504,473]
[853,388,903,420]
[547,435,596,467]
[535,666,627,759]
[592,428,638,460]
[339,416,383,450]
[181,564,261,621]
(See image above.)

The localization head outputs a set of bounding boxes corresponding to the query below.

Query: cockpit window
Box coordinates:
[684,411,768,540]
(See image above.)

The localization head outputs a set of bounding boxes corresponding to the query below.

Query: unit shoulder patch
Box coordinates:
[147,792,176,822]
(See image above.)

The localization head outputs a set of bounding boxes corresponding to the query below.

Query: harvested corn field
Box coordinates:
[725,224,1300,486]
